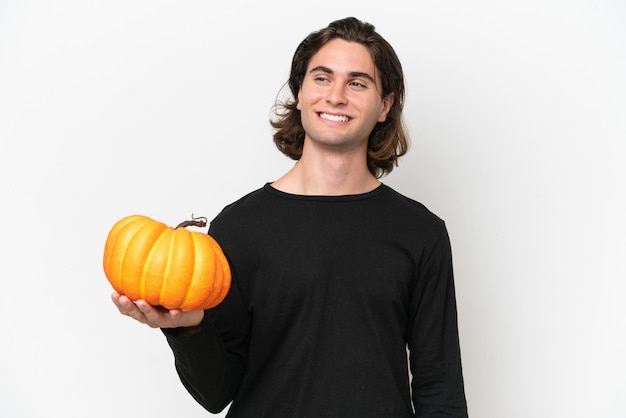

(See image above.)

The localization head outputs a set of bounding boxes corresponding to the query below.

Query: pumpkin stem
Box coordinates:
[175,214,208,229]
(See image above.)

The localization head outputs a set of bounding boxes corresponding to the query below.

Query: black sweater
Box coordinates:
[164,183,468,417]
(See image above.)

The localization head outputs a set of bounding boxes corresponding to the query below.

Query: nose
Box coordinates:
[326,82,347,106]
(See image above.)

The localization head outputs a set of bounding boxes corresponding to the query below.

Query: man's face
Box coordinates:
[297,38,394,154]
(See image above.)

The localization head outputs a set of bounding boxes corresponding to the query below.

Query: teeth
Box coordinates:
[320,113,349,122]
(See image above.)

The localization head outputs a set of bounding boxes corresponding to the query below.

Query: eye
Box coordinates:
[349,80,367,89]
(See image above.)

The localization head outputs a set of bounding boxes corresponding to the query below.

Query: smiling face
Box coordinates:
[296,38,394,155]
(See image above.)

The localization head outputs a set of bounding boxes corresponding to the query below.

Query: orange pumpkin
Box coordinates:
[103,214,231,311]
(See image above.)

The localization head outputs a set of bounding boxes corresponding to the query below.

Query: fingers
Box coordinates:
[111,293,159,328]
[134,299,169,328]
[110,292,204,329]
[111,292,135,316]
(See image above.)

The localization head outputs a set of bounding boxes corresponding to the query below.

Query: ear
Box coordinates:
[296,89,302,110]
[377,92,395,122]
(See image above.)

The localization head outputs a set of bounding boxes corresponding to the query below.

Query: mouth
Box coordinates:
[318,112,351,123]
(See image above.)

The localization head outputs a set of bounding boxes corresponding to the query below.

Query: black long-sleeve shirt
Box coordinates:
[163,183,468,417]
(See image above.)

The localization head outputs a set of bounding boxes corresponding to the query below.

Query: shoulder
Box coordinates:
[375,185,451,251]
[210,185,267,223]
[219,185,268,211]
[208,184,281,236]
[379,184,445,225]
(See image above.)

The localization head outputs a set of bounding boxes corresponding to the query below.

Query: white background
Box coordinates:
[1,1,625,417]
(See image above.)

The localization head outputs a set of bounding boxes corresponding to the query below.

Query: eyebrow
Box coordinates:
[309,65,376,85]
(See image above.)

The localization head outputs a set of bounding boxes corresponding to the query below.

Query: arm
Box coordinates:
[408,226,468,417]
[163,275,251,413]
[111,289,250,413]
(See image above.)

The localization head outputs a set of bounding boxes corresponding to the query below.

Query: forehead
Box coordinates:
[307,38,377,76]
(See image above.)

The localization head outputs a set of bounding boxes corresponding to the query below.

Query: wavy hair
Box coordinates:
[271,17,409,178]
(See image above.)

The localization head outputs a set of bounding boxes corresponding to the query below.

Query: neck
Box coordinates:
[272,144,380,196]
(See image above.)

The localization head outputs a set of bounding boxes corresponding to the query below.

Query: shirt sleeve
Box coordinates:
[407,224,469,417]
[161,273,251,413]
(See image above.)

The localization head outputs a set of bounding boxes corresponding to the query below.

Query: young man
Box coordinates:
[112,17,468,417]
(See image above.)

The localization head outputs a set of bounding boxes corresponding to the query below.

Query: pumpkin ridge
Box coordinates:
[115,216,153,296]
[103,214,143,284]
[200,236,221,309]
[139,225,170,302]
[104,215,145,291]
[158,230,176,308]
[120,218,163,300]
[159,227,194,308]
[179,231,200,310]
[199,237,229,309]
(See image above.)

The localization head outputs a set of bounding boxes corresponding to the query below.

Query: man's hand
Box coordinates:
[111,292,204,329]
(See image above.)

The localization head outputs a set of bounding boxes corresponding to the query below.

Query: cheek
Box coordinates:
[299,108,313,129]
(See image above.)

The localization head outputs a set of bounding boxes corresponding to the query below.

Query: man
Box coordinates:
[112,17,468,417]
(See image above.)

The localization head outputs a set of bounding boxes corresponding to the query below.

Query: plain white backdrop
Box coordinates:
[1,1,625,417]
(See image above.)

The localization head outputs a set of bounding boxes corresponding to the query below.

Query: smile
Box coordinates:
[318,112,350,123]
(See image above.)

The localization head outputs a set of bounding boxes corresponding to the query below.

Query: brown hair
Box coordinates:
[271,17,409,178]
